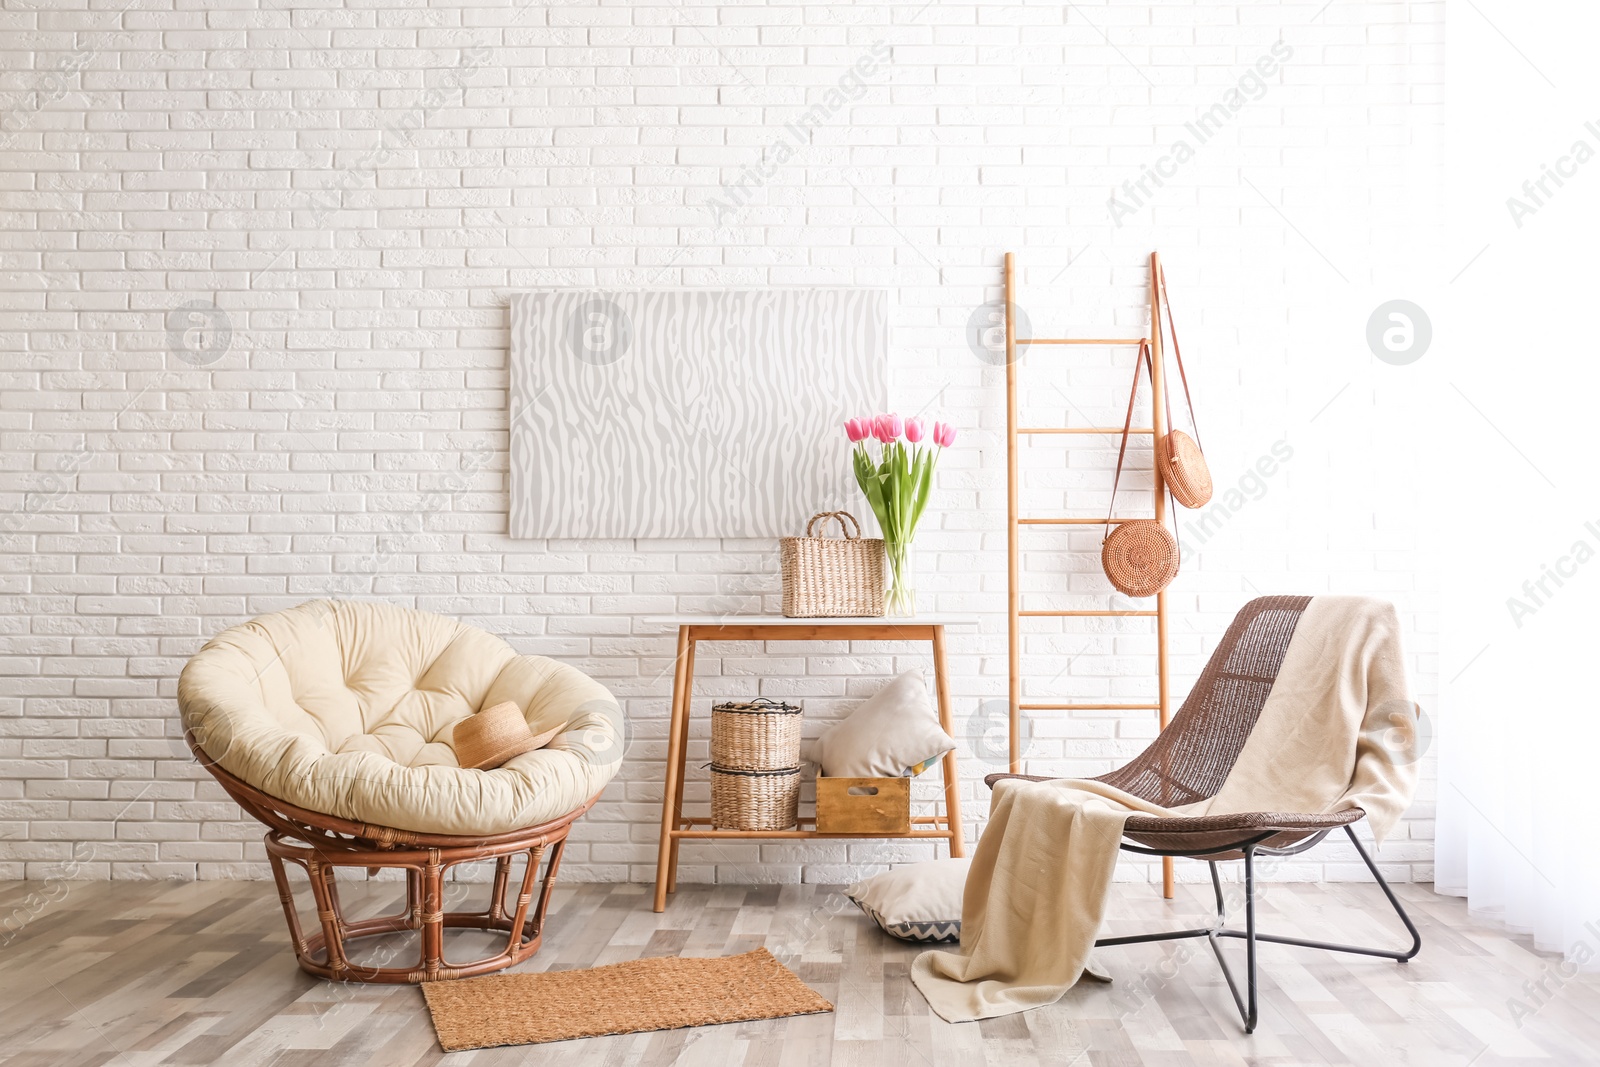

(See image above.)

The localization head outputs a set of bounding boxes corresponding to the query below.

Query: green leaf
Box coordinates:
[847,439,946,545]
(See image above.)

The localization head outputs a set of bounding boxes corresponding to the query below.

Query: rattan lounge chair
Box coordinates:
[179,600,625,983]
[986,595,1421,1033]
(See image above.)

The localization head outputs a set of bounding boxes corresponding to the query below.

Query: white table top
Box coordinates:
[642,614,978,628]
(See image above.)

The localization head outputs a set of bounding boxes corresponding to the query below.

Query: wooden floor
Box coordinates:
[1,875,1596,1066]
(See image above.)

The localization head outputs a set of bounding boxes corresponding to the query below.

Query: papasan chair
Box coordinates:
[178,599,624,984]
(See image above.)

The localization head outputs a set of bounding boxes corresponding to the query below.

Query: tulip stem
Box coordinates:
[884,536,915,617]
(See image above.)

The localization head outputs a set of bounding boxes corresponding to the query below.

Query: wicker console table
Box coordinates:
[651,616,970,912]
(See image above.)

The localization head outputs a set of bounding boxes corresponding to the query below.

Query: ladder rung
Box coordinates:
[1017,517,1148,526]
[1018,609,1158,617]
[1019,427,1154,435]
[1016,338,1149,346]
[1020,702,1161,711]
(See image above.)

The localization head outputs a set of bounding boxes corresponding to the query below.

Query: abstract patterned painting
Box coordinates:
[508,289,888,538]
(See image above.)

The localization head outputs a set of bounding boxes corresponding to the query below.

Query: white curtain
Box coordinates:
[1435,0,1600,963]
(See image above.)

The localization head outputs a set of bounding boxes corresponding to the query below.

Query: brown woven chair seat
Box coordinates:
[982,771,1364,853]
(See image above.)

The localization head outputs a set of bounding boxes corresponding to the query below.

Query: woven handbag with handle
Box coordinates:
[780,511,884,618]
[1152,263,1213,509]
[1102,341,1181,599]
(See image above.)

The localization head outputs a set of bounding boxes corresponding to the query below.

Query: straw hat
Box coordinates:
[453,701,566,771]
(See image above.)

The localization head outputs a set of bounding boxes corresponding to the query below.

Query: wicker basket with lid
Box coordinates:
[709,697,803,830]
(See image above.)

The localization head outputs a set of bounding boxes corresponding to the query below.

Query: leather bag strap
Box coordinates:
[1106,341,1154,541]
[1157,263,1202,450]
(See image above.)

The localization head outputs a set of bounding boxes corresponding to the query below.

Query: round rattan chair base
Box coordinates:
[188,732,596,984]
[263,828,576,984]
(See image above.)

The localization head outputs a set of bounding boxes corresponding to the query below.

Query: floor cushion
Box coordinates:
[847,857,971,943]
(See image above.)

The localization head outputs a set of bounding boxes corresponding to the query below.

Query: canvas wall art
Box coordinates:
[508,289,888,539]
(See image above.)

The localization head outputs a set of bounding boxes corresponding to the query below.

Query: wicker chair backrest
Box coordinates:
[1092,595,1312,807]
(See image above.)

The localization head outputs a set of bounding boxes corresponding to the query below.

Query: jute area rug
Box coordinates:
[420,948,833,1051]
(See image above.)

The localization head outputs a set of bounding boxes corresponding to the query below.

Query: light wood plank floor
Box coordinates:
[1,875,1596,1066]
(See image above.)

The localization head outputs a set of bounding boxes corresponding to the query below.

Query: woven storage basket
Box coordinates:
[710,765,801,831]
[780,511,884,618]
[711,698,803,772]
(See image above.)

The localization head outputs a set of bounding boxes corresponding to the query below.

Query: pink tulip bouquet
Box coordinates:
[844,413,958,616]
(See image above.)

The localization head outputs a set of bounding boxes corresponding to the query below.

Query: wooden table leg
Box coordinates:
[930,625,966,858]
[665,635,696,894]
[653,626,692,912]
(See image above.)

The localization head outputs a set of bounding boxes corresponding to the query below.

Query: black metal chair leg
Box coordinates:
[1345,824,1422,961]
[1208,860,1226,924]
[1217,827,1422,962]
[1243,845,1258,1033]
[1096,826,1421,1034]
[1203,846,1259,1033]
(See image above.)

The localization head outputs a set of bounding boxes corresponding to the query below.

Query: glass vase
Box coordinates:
[884,538,916,617]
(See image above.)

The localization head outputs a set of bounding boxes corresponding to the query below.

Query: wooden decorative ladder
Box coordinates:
[1002,250,1177,898]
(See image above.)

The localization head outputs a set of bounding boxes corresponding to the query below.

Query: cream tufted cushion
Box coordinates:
[178,600,624,836]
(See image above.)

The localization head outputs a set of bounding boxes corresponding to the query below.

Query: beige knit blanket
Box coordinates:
[911,596,1417,1022]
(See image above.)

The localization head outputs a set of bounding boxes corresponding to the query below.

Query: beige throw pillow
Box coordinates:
[806,670,957,778]
[847,857,970,942]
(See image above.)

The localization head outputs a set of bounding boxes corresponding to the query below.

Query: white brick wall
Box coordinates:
[0,0,1442,886]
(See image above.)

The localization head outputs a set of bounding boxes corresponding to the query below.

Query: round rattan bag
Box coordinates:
[1156,429,1213,509]
[1101,519,1180,599]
